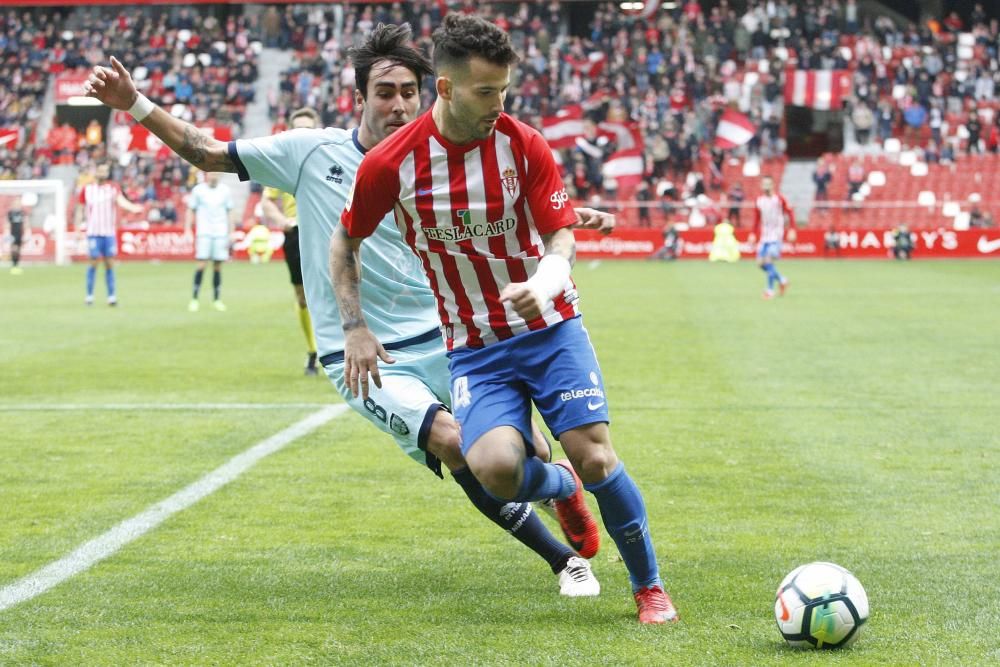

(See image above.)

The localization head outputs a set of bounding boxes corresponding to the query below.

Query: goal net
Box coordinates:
[0,180,69,265]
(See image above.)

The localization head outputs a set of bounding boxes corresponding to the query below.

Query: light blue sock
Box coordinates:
[86,266,96,296]
[585,463,661,591]
[764,263,777,290]
[106,268,116,298]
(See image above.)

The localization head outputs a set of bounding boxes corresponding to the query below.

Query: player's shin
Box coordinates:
[86,265,96,297]
[192,268,204,298]
[504,456,576,503]
[584,463,661,591]
[452,467,574,573]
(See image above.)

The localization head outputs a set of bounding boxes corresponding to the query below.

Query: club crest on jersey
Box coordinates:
[501,166,519,198]
[326,163,344,184]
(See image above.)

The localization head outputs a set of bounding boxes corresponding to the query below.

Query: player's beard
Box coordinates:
[451,98,496,142]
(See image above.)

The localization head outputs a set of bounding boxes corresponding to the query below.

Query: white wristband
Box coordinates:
[128,93,155,122]
[526,254,572,301]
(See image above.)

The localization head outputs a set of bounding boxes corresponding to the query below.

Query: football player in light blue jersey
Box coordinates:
[185,171,236,312]
[84,24,614,596]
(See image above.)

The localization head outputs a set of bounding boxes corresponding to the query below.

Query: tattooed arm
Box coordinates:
[330,226,395,400]
[85,57,235,173]
[541,225,577,266]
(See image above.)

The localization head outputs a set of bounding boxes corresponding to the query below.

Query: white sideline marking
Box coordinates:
[0,403,329,412]
[0,405,347,612]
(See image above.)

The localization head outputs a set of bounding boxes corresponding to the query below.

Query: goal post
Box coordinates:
[0,180,69,265]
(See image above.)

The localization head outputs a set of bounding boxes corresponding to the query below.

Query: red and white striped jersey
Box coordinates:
[342,111,579,350]
[754,193,794,244]
[78,182,121,237]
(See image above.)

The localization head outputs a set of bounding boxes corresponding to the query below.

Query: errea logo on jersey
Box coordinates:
[550,188,570,210]
[326,163,344,184]
[560,371,605,410]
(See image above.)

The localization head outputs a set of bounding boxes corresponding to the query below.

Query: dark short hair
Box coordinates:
[432,13,519,72]
[289,107,320,126]
[350,23,433,100]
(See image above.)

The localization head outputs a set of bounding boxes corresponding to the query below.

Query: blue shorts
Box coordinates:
[87,235,116,259]
[757,241,781,260]
[447,316,610,455]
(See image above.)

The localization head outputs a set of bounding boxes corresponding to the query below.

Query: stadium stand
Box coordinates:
[6,1,1000,234]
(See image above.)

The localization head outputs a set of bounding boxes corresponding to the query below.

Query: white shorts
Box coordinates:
[196,235,229,261]
[324,336,451,468]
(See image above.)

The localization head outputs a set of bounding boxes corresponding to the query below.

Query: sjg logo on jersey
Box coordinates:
[560,371,605,410]
[549,188,569,210]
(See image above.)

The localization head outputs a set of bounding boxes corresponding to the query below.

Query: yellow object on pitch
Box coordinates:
[709,221,741,263]
[247,224,273,264]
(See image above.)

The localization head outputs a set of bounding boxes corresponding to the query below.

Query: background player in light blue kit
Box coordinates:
[185,171,236,312]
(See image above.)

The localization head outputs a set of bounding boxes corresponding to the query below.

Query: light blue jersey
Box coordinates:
[188,182,233,237]
[229,128,440,360]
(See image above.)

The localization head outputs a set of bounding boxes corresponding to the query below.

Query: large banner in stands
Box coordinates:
[10,227,1000,262]
[6,228,286,262]
[53,75,89,103]
[574,228,1000,259]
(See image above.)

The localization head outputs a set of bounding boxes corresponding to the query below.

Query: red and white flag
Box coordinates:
[542,105,585,149]
[601,148,645,199]
[714,110,756,149]
[784,69,852,110]
[0,127,20,149]
[568,52,607,79]
[597,121,642,151]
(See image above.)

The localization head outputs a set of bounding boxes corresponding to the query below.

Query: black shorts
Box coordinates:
[283,226,303,285]
[10,222,22,245]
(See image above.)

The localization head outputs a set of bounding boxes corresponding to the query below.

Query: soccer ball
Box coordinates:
[774,561,869,649]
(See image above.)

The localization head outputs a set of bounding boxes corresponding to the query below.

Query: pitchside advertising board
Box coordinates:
[7,227,1000,262]
[575,228,1000,259]
[7,228,285,262]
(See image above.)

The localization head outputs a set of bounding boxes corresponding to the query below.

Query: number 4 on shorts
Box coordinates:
[452,376,471,410]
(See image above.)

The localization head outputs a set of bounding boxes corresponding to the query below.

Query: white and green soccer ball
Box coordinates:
[774,561,869,649]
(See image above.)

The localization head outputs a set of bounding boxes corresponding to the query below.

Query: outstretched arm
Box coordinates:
[116,193,143,215]
[329,226,394,400]
[84,56,235,173]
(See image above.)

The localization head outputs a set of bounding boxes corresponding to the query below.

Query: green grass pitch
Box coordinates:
[1,259,998,665]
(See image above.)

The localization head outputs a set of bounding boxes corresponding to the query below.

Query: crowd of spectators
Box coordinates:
[59,6,261,152]
[3,6,259,150]
[2,5,262,223]
[841,2,1000,153]
[276,0,1000,207]
[7,1,1000,229]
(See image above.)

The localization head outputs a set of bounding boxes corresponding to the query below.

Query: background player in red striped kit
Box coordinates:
[333,13,677,624]
[75,161,143,306]
[750,175,796,299]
